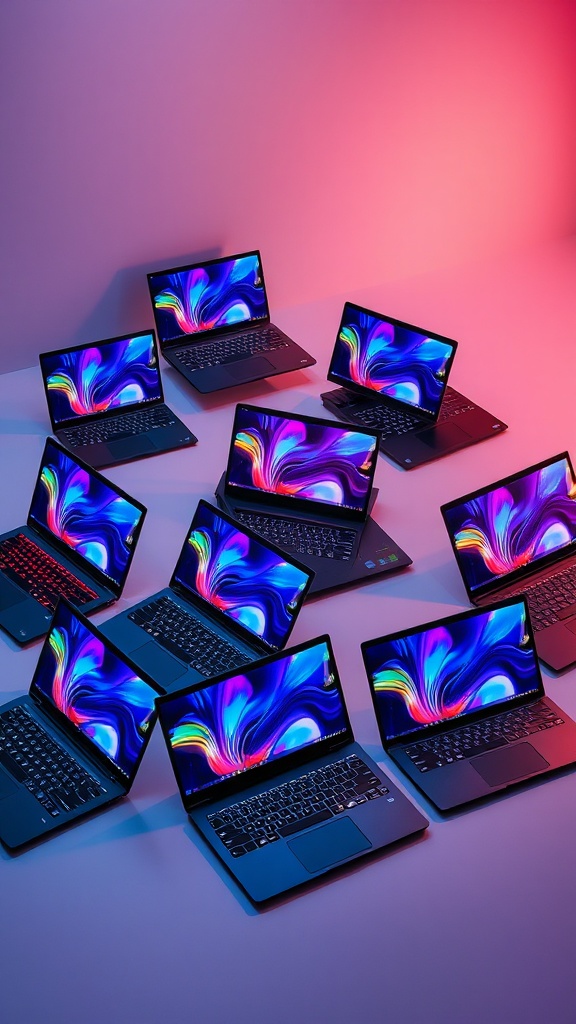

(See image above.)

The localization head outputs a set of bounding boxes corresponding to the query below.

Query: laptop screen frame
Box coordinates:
[39,330,165,433]
[147,250,270,350]
[440,451,576,603]
[169,499,314,654]
[156,634,354,810]
[223,403,380,523]
[327,301,458,425]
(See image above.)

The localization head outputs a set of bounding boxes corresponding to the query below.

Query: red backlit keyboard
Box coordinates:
[0,533,98,610]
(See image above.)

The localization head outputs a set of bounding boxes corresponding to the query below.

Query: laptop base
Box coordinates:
[55,409,197,470]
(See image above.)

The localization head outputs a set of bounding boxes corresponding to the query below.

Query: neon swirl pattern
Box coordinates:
[149,254,267,343]
[444,458,576,591]
[33,603,156,776]
[329,306,453,415]
[228,407,377,511]
[43,334,161,425]
[174,504,310,649]
[29,442,143,586]
[364,604,540,742]
[160,641,348,794]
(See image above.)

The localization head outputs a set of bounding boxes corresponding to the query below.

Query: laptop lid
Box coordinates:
[39,331,164,433]
[362,597,544,750]
[156,635,353,809]
[27,437,147,597]
[30,599,160,788]
[441,452,576,602]
[223,404,379,523]
[147,251,270,350]
[327,302,458,424]
[170,500,314,653]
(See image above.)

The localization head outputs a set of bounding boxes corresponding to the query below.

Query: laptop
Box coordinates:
[0,437,146,645]
[0,599,160,850]
[215,403,412,594]
[362,597,576,812]
[39,329,197,468]
[99,500,314,693]
[441,452,576,672]
[147,250,316,393]
[321,302,507,468]
[156,634,428,902]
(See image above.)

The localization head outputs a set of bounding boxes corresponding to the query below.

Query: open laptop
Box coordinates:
[215,404,412,594]
[39,330,197,468]
[362,597,576,812]
[321,302,507,468]
[0,599,160,850]
[441,452,576,672]
[147,250,316,393]
[156,634,428,903]
[99,500,314,693]
[0,437,146,645]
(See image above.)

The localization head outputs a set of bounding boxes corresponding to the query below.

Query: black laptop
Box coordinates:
[321,302,507,468]
[0,599,160,850]
[39,329,197,468]
[156,634,428,902]
[441,451,576,672]
[99,500,314,693]
[362,597,576,812]
[215,403,412,594]
[147,250,316,393]
[0,437,146,645]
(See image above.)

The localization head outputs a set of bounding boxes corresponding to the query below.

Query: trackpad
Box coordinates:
[0,575,28,611]
[418,422,470,449]
[288,817,371,874]
[471,743,549,787]
[130,642,188,687]
[0,768,19,800]
[108,436,155,459]
[225,357,274,381]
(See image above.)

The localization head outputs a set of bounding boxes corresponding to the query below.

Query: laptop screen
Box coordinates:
[148,252,269,346]
[172,502,312,650]
[40,333,162,427]
[362,601,542,744]
[442,454,576,594]
[28,440,145,590]
[328,303,456,418]
[158,639,349,798]
[32,602,157,780]
[225,405,378,516]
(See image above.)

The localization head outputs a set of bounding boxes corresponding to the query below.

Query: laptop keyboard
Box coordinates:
[207,753,390,858]
[0,533,98,610]
[175,328,288,371]
[63,405,176,447]
[233,511,356,561]
[0,704,105,818]
[347,388,475,439]
[517,563,576,630]
[404,700,564,772]
[128,595,249,676]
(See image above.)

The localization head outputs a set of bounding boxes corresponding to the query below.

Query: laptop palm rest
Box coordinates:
[417,422,470,449]
[288,817,371,874]
[108,436,155,459]
[471,743,549,787]
[131,642,188,687]
[225,357,274,380]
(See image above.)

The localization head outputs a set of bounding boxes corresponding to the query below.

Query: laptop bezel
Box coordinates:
[28,598,163,789]
[362,596,545,752]
[147,250,271,351]
[39,330,165,434]
[327,301,459,425]
[26,436,147,598]
[168,498,315,655]
[440,451,576,603]
[156,634,354,811]
[223,403,380,523]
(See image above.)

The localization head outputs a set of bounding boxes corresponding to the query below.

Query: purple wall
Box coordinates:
[1,0,575,372]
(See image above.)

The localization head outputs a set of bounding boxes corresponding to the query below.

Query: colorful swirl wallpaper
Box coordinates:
[329,305,454,416]
[160,640,348,795]
[364,603,540,742]
[173,504,310,648]
[42,334,162,425]
[228,407,377,511]
[29,442,143,587]
[443,457,576,592]
[33,603,157,777]
[149,254,267,343]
